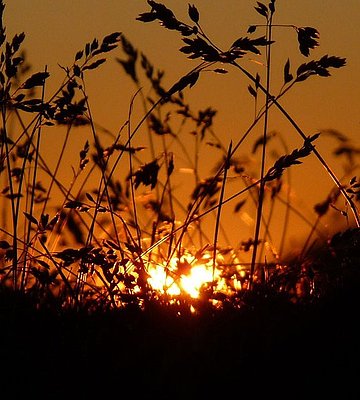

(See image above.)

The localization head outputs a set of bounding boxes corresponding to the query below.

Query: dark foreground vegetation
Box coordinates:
[2,227,360,398]
[1,264,360,399]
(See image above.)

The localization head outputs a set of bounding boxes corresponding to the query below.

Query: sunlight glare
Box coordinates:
[180,265,213,298]
[146,252,230,299]
[147,265,181,296]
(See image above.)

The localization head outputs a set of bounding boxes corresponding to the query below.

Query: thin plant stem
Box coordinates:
[21,66,47,290]
[1,83,18,288]
[127,88,143,248]
[250,12,274,288]
[212,141,232,286]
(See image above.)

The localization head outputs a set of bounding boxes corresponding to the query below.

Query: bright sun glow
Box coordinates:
[180,265,214,298]
[147,265,181,296]
[147,263,215,298]
[145,251,242,299]
[118,246,249,309]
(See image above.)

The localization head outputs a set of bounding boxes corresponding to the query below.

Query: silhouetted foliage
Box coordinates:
[265,134,319,182]
[0,0,358,320]
[297,26,319,57]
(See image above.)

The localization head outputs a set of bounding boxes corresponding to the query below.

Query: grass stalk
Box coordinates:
[212,141,232,285]
[20,66,47,290]
[250,9,274,288]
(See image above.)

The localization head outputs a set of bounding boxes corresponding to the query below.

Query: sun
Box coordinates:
[144,248,246,302]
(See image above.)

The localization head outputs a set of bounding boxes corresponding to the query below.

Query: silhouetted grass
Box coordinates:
[0,1,360,397]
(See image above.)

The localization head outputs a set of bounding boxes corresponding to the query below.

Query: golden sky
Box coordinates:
[5,1,360,136]
[3,0,360,255]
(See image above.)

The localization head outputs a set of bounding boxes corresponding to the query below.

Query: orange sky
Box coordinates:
[3,0,360,257]
[5,1,360,136]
